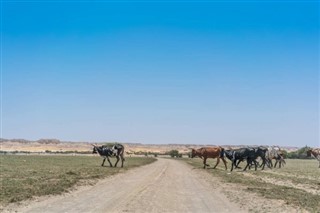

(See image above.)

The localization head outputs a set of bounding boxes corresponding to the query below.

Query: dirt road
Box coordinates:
[6,158,245,213]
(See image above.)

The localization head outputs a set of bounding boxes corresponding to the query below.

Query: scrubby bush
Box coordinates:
[168,150,180,158]
[286,146,312,159]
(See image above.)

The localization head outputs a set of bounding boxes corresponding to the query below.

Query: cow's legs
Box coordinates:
[213,157,220,169]
[266,159,272,169]
[253,160,257,171]
[231,159,236,171]
[282,159,286,165]
[248,159,256,170]
[243,159,250,171]
[203,157,207,169]
[221,157,228,170]
[235,159,242,169]
[114,156,120,167]
[121,157,124,167]
[106,156,113,167]
[248,161,252,170]
[275,157,281,168]
[203,157,210,167]
[261,158,266,170]
[269,159,273,168]
[101,158,106,166]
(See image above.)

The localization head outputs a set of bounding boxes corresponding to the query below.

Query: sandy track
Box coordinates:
[5,158,244,213]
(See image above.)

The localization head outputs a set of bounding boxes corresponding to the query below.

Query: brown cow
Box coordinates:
[191,147,227,170]
[307,148,320,168]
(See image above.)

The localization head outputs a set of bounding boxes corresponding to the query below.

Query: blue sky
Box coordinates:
[1,1,319,146]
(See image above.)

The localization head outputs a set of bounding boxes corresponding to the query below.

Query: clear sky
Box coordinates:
[1,1,319,147]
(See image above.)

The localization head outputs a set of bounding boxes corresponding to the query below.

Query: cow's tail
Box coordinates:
[220,147,225,158]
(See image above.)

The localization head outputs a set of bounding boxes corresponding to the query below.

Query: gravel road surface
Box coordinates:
[6,158,244,213]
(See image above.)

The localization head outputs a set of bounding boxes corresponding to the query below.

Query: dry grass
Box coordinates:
[182,158,320,212]
[0,155,156,206]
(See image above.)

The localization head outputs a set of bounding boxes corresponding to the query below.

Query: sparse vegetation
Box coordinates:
[183,158,320,212]
[0,155,156,206]
[286,146,312,159]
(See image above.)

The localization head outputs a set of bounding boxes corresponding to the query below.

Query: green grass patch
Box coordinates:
[182,158,320,212]
[0,155,156,206]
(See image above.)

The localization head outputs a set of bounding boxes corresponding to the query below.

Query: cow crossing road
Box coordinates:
[6,158,244,213]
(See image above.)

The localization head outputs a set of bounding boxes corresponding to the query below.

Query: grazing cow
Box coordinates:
[191,147,227,170]
[307,148,320,168]
[92,144,125,167]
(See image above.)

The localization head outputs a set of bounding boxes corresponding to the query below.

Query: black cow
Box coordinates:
[249,146,269,170]
[224,149,244,169]
[228,147,268,171]
[228,148,254,171]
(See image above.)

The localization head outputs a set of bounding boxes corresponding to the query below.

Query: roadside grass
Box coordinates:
[254,170,320,187]
[270,159,320,180]
[0,155,156,206]
[182,158,320,212]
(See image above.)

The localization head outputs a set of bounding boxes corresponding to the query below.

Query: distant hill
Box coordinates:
[0,138,301,154]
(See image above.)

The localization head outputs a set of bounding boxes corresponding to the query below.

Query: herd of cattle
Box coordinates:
[191,146,320,171]
[91,143,320,170]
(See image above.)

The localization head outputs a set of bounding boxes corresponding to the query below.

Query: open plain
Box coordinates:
[1,153,319,213]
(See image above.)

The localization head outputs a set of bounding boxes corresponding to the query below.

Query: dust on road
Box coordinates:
[5,158,244,213]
